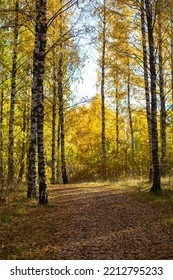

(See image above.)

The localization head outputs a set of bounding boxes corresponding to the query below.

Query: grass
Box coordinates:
[0,177,173,259]
[1,177,172,225]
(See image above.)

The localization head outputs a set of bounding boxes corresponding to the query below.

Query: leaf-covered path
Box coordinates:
[1,182,173,259]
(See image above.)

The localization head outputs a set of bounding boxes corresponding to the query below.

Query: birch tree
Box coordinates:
[127,68,135,167]
[0,85,4,186]
[7,0,19,184]
[51,49,57,184]
[58,9,68,184]
[27,0,48,204]
[140,0,153,181]
[170,8,173,142]
[158,1,166,176]
[145,0,161,191]
[100,0,107,180]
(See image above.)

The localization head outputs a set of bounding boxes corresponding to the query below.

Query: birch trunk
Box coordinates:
[0,86,4,185]
[51,51,57,184]
[158,10,166,176]
[115,82,119,155]
[7,1,19,184]
[171,11,173,143]
[36,0,48,204]
[145,0,161,191]
[56,122,61,183]
[18,104,26,182]
[58,56,68,184]
[28,0,48,204]
[127,70,135,167]
[101,0,107,180]
[141,0,153,181]
[58,4,68,184]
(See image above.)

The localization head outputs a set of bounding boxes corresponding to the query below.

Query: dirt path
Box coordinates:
[0,183,173,259]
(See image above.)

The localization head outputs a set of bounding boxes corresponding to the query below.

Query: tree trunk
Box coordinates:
[145,0,161,192]
[141,0,153,181]
[25,93,31,184]
[18,104,26,182]
[158,9,166,176]
[58,4,68,184]
[171,11,173,143]
[7,0,19,184]
[28,0,48,204]
[51,51,57,184]
[127,69,135,167]
[115,80,119,155]
[36,0,48,204]
[101,0,107,180]
[56,122,61,183]
[0,86,4,186]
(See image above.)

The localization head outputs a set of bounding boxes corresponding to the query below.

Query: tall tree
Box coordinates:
[18,102,27,182]
[115,72,120,155]
[145,0,161,191]
[171,9,173,143]
[51,49,57,184]
[127,64,135,167]
[7,0,19,184]
[158,2,166,176]
[56,122,61,183]
[58,1,68,184]
[100,0,107,180]
[140,0,153,181]
[0,85,4,186]
[27,0,48,204]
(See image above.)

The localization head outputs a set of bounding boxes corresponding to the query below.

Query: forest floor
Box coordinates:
[0,179,173,260]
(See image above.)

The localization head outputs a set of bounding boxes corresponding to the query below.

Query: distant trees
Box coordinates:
[1,0,173,200]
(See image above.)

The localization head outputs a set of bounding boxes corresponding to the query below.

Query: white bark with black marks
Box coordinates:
[58,1,68,184]
[158,8,166,176]
[141,0,153,181]
[51,50,57,184]
[145,0,161,191]
[101,0,107,180]
[7,1,19,184]
[18,104,27,182]
[0,86,4,186]
[127,69,135,167]
[27,0,48,204]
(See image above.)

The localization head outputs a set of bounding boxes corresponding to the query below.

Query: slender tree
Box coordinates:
[115,74,119,155]
[7,0,19,184]
[0,85,4,186]
[141,0,153,181]
[51,49,57,184]
[171,9,173,143]
[127,65,135,167]
[145,0,161,191]
[101,0,107,180]
[158,4,166,176]
[58,5,68,184]
[56,122,61,183]
[18,103,27,182]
